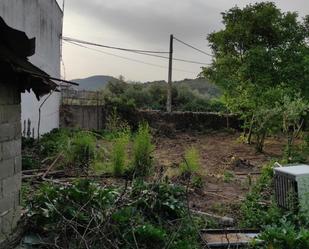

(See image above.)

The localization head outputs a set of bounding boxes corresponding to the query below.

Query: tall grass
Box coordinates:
[179,147,201,175]
[111,132,129,176]
[132,123,154,177]
[64,132,96,173]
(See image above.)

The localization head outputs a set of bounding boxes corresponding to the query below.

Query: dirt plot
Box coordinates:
[154,131,285,217]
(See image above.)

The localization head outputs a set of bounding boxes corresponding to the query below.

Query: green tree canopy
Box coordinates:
[203,2,309,108]
[202,2,309,150]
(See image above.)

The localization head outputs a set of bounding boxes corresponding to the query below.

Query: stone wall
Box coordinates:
[60,105,241,132]
[0,83,21,242]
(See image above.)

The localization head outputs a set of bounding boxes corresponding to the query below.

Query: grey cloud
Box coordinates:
[66,0,222,46]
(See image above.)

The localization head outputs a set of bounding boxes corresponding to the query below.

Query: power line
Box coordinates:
[136,51,210,65]
[173,36,213,57]
[63,36,169,54]
[63,36,210,65]
[64,40,197,74]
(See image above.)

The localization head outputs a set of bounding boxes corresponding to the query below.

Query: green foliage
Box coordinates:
[111,132,129,176]
[240,162,282,228]
[202,2,309,151]
[241,161,309,249]
[105,108,130,135]
[280,95,309,161]
[22,155,40,170]
[132,123,154,177]
[131,180,186,220]
[192,175,204,189]
[27,179,201,249]
[180,147,201,175]
[39,128,72,157]
[63,131,96,172]
[223,170,235,183]
[259,218,309,249]
[102,78,225,113]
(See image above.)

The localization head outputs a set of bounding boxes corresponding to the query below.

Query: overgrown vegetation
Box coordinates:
[202,2,309,153]
[19,2,309,249]
[102,77,226,113]
[26,179,202,249]
[111,132,130,176]
[179,147,201,176]
[238,161,309,249]
[132,123,154,177]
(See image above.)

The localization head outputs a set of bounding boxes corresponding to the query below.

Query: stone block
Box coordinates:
[0,194,14,214]
[0,158,14,180]
[0,139,21,161]
[2,173,21,197]
[14,156,22,174]
[1,208,20,235]
[0,122,21,142]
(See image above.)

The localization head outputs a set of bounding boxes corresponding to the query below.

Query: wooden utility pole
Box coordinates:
[166,34,173,113]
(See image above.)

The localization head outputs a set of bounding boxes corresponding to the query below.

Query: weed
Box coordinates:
[63,131,96,173]
[22,155,40,170]
[27,179,203,249]
[105,108,130,135]
[239,162,282,228]
[223,170,235,183]
[192,175,204,189]
[258,217,309,249]
[132,123,154,177]
[111,132,129,176]
[39,128,71,157]
[179,147,201,175]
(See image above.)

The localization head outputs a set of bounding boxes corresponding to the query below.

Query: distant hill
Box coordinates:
[72,75,220,98]
[72,75,117,90]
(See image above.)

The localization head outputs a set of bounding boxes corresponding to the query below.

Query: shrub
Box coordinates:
[22,155,40,170]
[39,128,71,157]
[132,123,154,177]
[258,218,309,249]
[105,108,130,135]
[179,147,201,175]
[111,132,130,176]
[64,132,96,173]
[239,162,282,228]
[27,179,201,249]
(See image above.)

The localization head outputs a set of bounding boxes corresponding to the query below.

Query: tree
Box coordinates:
[202,2,309,150]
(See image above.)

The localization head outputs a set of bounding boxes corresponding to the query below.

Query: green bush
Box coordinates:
[63,131,96,173]
[27,179,202,249]
[179,147,201,175]
[259,218,309,249]
[240,162,282,228]
[22,155,40,170]
[111,132,129,176]
[132,123,154,177]
[39,128,71,157]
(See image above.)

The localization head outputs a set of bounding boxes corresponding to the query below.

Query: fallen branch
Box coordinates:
[22,170,64,180]
[191,209,234,226]
[42,153,63,179]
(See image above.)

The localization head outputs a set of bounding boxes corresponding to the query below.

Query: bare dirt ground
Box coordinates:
[153,131,285,218]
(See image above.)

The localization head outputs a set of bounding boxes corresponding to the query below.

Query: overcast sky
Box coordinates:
[58,0,308,82]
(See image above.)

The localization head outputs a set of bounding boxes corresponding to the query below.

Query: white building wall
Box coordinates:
[0,0,63,136]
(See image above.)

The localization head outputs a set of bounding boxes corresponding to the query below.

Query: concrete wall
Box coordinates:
[61,105,104,131]
[0,0,63,136]
[0,84,22,241]
[60,105,241,132]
